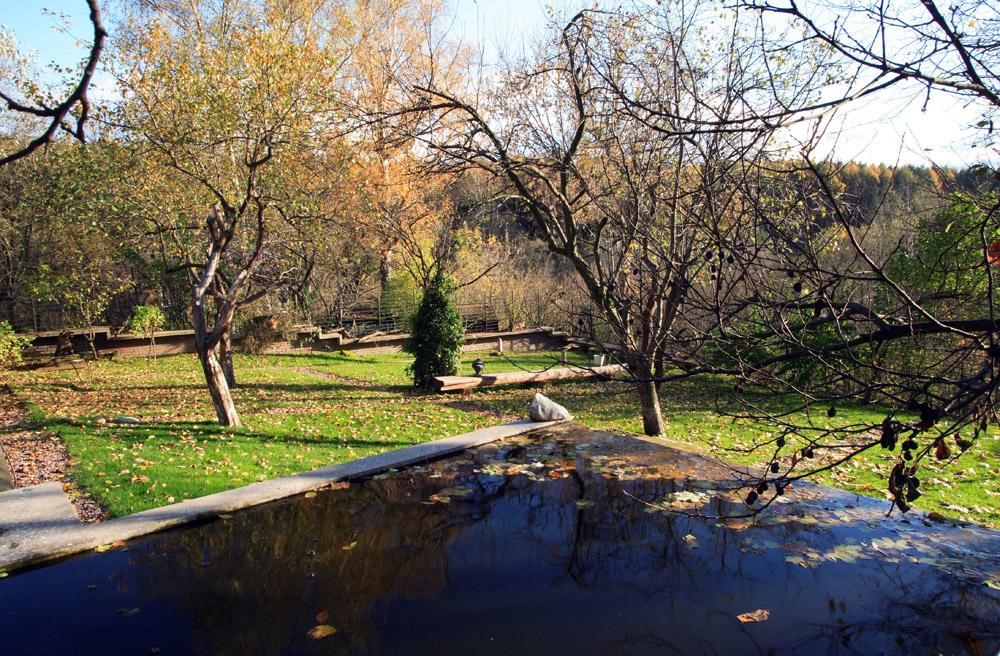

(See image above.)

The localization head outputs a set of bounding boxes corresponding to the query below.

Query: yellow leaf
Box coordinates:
[342,541,357,551]
[94,540,124,553]
[308,625,337,639]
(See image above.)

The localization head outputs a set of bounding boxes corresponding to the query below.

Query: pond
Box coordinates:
[2,424,999,655]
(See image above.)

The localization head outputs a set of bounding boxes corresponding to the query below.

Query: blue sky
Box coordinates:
[4,1,97,67]
[2,0,992,167]
[4,0,558,65]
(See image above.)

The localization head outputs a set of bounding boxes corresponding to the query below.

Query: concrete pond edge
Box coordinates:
[0,418,563,574]
[0,441,13,493]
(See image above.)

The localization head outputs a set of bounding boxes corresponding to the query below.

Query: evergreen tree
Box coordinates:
[405,274,464,388]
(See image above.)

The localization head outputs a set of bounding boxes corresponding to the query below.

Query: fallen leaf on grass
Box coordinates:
[737,609,770,623]
[308,625,337,639]
[342,541,357,551]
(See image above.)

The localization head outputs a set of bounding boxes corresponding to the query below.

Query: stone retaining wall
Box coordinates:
[23,326,571,360]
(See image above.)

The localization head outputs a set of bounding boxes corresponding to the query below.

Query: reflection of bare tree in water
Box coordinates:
[117,431,1000,656]
[801,563,1000,656]
[123,477,471,655]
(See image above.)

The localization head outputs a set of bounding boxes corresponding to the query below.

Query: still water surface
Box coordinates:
[2,425,999,655]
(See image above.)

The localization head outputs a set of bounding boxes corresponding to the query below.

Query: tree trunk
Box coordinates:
[219,329,236,388]
[653,345,665,392]
[86,327,99,360]
[629,354,664,436]
[379,246,393,292]
[637,379,664,436]
[199,347,241,427]
[193,293,240,427]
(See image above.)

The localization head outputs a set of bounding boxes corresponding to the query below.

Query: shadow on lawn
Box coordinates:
[235,380,388,395]
[55,415,446,451]
[258,352,407,366]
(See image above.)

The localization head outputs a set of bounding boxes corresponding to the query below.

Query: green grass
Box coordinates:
[58,401,489,517]
[9,349,1000,527]
[9,353,493,517]
[262,349,594,387]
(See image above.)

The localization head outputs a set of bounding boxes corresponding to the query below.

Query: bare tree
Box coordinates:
[394,0,1000,517]
[403,4,821,435]
[744,0,999,127]
[589,0,1000,512]
[668,0,1000,511]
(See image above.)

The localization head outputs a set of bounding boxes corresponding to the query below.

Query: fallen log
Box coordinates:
[432,364,626,392]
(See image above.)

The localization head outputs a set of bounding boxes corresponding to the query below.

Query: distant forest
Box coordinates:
[0,152,987,338]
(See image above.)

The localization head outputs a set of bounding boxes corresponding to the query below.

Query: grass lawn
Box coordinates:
[8,348,1000,528]
[260,349,595,387]
[7,353,496,517]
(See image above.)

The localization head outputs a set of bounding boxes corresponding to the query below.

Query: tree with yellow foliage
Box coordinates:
[110,0,356,426]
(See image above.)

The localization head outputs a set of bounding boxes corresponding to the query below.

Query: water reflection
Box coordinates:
[2,425,999,655]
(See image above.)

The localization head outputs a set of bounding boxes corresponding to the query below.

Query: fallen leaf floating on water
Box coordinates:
[737,609,770,623]
[308,625,337,639]
[95,541,125,553]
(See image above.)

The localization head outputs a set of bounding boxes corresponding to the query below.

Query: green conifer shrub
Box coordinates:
[405,274,464,388]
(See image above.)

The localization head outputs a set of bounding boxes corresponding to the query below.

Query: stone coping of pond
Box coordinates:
[0,418,563,573]
[0,442,13,493]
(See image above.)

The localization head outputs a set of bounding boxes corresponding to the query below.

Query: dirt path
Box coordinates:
[0,386,107,523]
